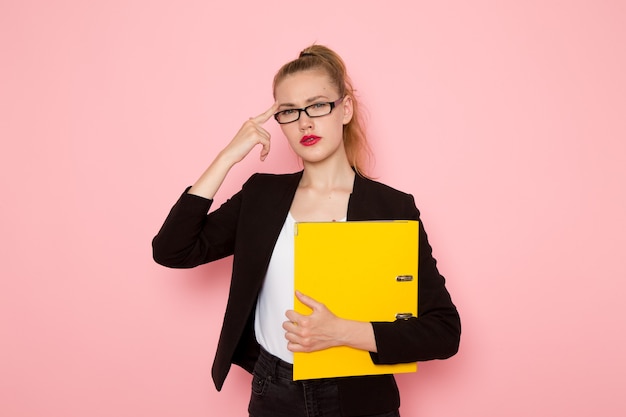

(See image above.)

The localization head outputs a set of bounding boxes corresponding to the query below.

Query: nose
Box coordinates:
[298,111,313,131]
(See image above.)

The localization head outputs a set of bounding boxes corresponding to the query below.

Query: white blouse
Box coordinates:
[254,212,297,363]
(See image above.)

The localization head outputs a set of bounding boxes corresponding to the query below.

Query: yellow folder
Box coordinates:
[293,220,419,380]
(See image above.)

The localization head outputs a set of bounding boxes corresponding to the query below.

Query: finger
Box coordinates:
[285,309,302,323]
[252,102,280,124]
[287,341,302,353]
[259,137,271,161]
[284,330,297,342]
[259,131,271,161]
[288,342,311,353]
[295,291,321,311]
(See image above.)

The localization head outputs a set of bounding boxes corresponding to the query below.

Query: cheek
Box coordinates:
[280,125,301,143]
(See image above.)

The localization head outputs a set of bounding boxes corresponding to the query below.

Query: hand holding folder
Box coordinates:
[293,220,419,380]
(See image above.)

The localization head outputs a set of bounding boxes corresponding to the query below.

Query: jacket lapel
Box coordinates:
[228,171,303,311]
[347,174,374,220]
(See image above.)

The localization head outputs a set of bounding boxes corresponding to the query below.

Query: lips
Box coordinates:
[300,135,321,146]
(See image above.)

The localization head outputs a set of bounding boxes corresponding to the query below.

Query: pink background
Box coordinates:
[2,1,625,416]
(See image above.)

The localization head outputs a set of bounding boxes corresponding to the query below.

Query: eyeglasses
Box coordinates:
[273,97,344,124]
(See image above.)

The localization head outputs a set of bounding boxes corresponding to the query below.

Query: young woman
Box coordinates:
[153,45,461,417]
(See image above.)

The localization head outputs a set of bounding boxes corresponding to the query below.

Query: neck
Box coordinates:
[300,158,355,191]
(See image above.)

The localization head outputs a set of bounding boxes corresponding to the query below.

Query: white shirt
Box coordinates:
[254,212,297,363]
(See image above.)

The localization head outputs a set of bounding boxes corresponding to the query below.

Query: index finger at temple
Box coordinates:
[253,102,279,124]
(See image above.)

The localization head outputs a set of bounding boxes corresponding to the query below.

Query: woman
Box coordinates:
[153,45,460,417]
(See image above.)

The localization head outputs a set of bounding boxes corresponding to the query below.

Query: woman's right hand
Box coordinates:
[187,103,279,199]
[219,103,280,164]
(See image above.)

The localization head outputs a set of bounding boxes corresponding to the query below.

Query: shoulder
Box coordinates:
[243,171,303,189]
[240,171,303,195]
[238,171,303,201]
[351,175,419,220]
[354,175,414,200]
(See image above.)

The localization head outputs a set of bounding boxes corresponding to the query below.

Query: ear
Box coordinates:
[342,95,354,125]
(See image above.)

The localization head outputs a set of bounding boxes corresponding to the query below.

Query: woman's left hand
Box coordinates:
[283,291,342,352]
[283,291,378,353]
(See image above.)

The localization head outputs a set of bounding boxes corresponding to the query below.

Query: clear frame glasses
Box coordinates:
[273,97,344,124]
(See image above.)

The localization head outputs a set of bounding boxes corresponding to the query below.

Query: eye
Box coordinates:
[310,103,327,109]
[281,109,297,115]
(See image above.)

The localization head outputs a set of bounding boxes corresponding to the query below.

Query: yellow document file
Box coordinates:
[293,220,419,380]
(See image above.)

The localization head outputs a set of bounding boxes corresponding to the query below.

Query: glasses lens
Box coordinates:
[276,109,299,124]
[306,103,331,117]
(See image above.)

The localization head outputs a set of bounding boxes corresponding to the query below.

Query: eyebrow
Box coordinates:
[277,95,329,110]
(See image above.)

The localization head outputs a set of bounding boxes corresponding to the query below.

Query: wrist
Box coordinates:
[214,149,239,169]
[338,319,378,353]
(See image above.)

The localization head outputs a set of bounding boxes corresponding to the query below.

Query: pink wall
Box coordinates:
[2,1,625,416]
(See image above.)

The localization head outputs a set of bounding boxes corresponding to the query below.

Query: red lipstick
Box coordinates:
[300,135,321,146]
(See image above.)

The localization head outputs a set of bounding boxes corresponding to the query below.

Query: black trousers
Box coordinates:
[248,347,401,417]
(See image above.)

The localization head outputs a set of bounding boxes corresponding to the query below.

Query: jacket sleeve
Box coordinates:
[152,179,250,268]
[369,204,461,363]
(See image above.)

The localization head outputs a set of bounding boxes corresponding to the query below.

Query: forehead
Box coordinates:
[274,70,339,105]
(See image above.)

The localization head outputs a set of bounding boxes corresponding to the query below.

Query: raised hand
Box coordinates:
[188,103,279,199]
[220,103,279,163]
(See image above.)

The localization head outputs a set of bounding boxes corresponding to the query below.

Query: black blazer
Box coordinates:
[153,172,460,416]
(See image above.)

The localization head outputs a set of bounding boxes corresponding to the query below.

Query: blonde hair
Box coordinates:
[273,45,372,177]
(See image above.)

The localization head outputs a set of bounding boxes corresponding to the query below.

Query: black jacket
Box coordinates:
[153,171,460,416]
